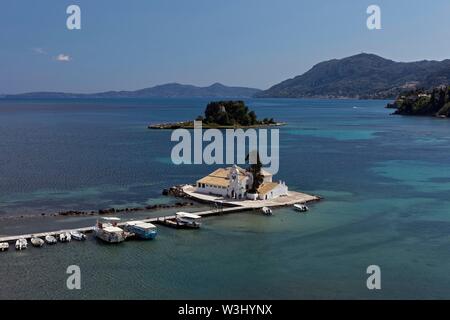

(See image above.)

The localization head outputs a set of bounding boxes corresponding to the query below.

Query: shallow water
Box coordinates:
[0,98,449,299]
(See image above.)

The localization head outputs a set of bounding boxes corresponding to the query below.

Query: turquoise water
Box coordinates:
[0,98,449,299]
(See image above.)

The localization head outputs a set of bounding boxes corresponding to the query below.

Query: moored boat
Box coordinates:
[70,230,87,241]
[15,238,27,251]
[58,232,72,242]
[94,217,126,243]
[45,235,57,244]
[175,212,202,229]
[294,203,309,212]
[0,242,9,252]
[124,221,157,240]
[31,236,44,247]
[261,206,273,215]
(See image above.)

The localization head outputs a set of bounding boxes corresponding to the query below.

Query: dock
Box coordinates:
[0,206,253,244]
[0,187,320,245]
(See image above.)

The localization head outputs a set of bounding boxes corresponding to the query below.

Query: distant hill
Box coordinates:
[2,83,261,99]
[256,53,450,99]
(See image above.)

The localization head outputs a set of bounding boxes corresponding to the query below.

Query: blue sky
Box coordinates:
[1,0,450,93]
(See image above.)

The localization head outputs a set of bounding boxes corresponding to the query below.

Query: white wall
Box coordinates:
[196,184,228,197]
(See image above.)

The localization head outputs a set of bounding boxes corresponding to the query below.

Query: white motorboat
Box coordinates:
[70,230,87,241]
[0,242,9,252]
[31,236,44,247]
[45,235,57,244]
[59,233,67,242]
[294,203,309,212]
[94,217,126,243]
[261,207,273,215]
[58,232,71,242]
[175,212,202,228]
[15,238,27,251]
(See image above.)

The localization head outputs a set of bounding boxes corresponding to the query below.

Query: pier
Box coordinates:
[0,187,320,246]
[0,205,254,244]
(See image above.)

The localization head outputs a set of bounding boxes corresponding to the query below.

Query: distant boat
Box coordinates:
[31,236,44,247]
[294,203,309,213]
[94,217,126,243]
[124,221,157,240]
[45,235,57,244]
[0,242,9,252]
[70,230,87,241]
[261,207,273,215]
[15,238,27,251]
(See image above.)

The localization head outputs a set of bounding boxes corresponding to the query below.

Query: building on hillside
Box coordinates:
[195,165,288,200]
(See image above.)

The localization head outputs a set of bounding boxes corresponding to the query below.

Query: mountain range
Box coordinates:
[3,53,450,100]
[256,53,450,99]
[1,83,261,99]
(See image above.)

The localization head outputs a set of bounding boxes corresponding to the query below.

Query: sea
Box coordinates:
[0,98,449,299]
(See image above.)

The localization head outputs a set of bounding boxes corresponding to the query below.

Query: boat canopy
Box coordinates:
[127,221,156,230]
[103,226,124,233]
[100,217,121,221]
[176,212,202,219]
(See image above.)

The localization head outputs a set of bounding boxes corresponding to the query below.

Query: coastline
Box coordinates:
[148,121,286,129]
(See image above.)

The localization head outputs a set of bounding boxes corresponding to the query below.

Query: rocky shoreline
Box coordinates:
[148,121,286,129]
[0,200,197,221]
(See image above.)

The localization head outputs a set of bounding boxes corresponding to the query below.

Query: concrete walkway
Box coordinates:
[182,185,320,208]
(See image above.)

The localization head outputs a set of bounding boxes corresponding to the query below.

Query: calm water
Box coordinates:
[0,98,449,299]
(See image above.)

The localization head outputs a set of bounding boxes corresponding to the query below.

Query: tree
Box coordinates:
[246,151,264,193]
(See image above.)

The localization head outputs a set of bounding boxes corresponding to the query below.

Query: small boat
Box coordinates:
[94,217,126,243]
[58,232,72,242]
[124,221,157,240]
[45,235,57,244]
[31,236,44,247]
[0,242,9,252]
[70,230,87,241]
[167,212,202,229]
[15,238,27,251]
[294,203,309,213]
[59,233,67,242]
[261,207,273,215]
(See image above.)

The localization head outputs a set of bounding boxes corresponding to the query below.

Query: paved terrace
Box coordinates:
[182,185,320,208]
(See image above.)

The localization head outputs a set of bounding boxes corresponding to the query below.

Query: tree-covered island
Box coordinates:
[149,100,285,129]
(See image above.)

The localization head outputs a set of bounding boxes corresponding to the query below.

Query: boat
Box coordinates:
[294,203,309,212]
[45,235,57,244]
[70,230,87,241]
[0,242,9,252]
[15,238,27,251]
[261,206,273,215]
[31,236,44,247]
[167,212,202,229]
[124,221,157,240]
[59,233,67,242]
[58,232,72,242]
[94,217,126,243]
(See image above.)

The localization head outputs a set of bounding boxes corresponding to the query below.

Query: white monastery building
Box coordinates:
[195,165,288,200]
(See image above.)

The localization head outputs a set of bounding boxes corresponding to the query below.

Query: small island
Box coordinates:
[387,86,450,118]
[149,100,285,129]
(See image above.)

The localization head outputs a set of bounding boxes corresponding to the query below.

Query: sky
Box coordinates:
[1,0,450,94]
